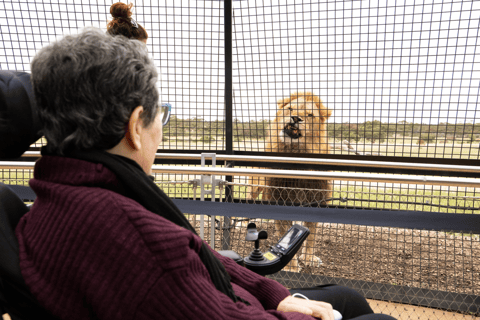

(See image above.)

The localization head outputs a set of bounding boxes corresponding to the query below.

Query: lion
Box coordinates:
[250,92,332,270]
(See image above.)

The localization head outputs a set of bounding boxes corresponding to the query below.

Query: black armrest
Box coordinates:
[217,250,245,267]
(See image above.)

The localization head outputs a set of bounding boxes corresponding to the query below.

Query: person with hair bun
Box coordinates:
[106,2,148,43]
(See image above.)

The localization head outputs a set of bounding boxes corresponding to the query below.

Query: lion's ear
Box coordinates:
[321,109,333,120]
[318,103,332,120]
[277,96,292,109]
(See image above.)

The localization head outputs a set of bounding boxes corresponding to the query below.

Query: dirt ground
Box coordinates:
[368,299,480,320]
[195,218,480,319]
[219,220,479,295]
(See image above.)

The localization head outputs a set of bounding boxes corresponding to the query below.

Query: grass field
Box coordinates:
[160,136,480,159]
[155,181,480,215]
[0,169,33,186]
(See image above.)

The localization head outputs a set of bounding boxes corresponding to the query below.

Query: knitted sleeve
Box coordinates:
[128,205,313,320]
[133,253,314,320]
[210,247,292,310]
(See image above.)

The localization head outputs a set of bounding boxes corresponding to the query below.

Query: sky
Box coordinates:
[1,0,479,124]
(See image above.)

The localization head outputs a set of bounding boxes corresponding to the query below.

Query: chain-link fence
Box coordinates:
[1,163,479,318]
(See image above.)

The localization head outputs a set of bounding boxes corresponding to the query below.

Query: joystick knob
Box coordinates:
[248,248,265,261]
[245,225,268,262]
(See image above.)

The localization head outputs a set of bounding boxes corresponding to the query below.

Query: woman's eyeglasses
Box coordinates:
[160,103,172,126]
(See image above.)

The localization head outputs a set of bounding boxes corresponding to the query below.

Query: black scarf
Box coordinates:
[43,148,248,305]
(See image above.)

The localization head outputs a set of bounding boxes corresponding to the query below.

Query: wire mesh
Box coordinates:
[0,169,33,186]
[231,0,480,160]
[182,211,480,318]
[214,219,479,293]
[2,0,480,319]
[180,209,480,317]
[155,1,228,151]
[0,0,228,151]
[2,0,480,160]
[1,165,480,318]
[154,171,480,318]
[240,174,480,213]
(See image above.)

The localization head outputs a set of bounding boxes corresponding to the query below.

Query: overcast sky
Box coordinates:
[1,0,479,124]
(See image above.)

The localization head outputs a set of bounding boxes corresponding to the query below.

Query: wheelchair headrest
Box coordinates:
[0,70,42,159]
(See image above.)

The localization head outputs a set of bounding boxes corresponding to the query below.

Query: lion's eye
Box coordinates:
[308,114,314,117]
[288,107,293,111]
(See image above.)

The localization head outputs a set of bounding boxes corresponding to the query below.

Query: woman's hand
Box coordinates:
[277,295,334,320]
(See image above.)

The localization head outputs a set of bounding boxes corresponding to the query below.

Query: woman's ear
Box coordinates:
[125,106,144,150]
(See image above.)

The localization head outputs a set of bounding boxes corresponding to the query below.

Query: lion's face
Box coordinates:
[269,92,331,153]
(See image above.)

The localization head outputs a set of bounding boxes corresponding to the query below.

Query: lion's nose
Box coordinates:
[291,116,303,123]
[283,122,302,139]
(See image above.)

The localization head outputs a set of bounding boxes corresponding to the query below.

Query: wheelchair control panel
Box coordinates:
[243,222,310,275]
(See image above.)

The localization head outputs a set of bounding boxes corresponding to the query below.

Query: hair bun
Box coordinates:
[110,2,133,19]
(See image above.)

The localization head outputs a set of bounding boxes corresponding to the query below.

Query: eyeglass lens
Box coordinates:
[161,103,171,126]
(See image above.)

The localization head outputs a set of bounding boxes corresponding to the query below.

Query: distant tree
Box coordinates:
[233,118,242,141]
[328,123,361,142]
[199,136,215,143]
[343,124,361,143]
[397,120,414,136]
[437,123,448,135]
[211,119,225,136]
[163,115,188,137]
[361,121,387,143]
[347,130,362,143]
[252,120,270,139]
[420,133,436,144]
[184,117,205,136]
[412,124,422,134]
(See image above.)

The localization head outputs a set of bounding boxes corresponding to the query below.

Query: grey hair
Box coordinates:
[31,27,159,154]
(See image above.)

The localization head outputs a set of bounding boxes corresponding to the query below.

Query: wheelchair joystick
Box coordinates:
[245,223,268,262]
[218,222,309,276]
[243,222,310,276]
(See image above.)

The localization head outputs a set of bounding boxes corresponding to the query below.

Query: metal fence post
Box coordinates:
[223,0,233,250]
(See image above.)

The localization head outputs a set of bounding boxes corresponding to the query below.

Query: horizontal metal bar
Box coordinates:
[21,151,40,157]
[0,161,36,169]
[4,160,479,187]
[21,151,480,174]
[155,153,480,174]
[152,165,480,188]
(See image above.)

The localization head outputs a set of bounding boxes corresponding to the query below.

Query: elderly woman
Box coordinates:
[16,28,396,320]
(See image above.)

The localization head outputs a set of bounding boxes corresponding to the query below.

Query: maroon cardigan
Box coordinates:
[16,156,314,320]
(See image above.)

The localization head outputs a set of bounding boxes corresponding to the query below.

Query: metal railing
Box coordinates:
[21,151,480,174]
[6,156,480,188]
